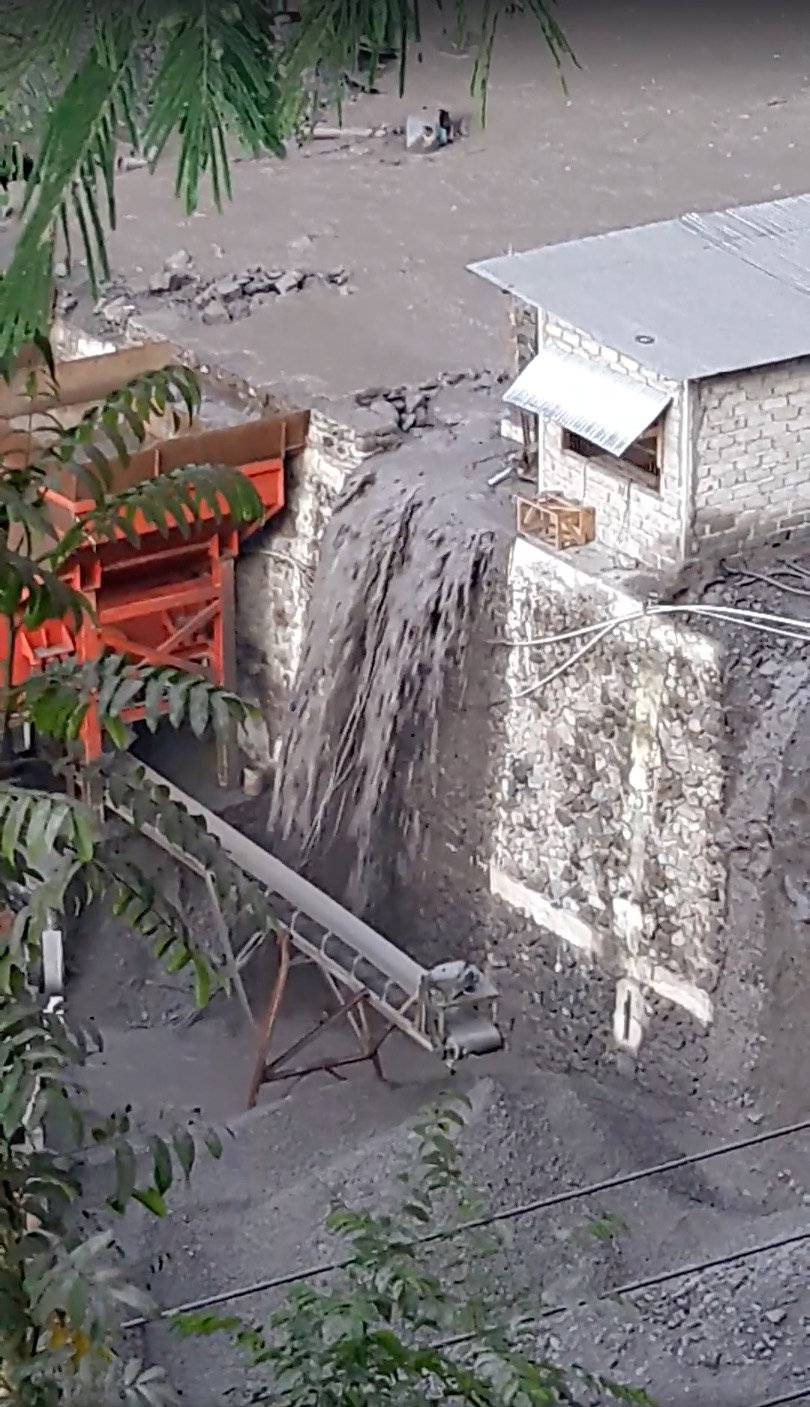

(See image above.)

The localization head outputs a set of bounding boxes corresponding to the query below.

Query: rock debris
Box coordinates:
[95,248,352,329]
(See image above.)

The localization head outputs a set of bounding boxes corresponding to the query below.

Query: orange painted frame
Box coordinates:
[6,455,285,764]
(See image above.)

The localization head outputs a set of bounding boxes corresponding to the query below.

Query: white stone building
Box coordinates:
[471,193,810,569]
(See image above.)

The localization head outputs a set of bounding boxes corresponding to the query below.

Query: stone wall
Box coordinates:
[510,297,538,374]
[489,534,727,1050]
[536,313,687,568]
[693,358,810,552]
[235,400,403,772]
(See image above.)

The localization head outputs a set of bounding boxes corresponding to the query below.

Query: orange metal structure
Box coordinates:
[2,364,308,772]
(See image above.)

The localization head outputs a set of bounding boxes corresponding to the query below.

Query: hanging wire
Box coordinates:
[433,1227,810,1351]
[489,600,810,704]
[122,1112,810,1330]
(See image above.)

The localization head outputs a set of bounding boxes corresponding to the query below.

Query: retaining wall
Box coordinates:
[489,534,727,1050]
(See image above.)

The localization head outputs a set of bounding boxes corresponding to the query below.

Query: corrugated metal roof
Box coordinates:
[504,346,672,455]
[469,193,810,382]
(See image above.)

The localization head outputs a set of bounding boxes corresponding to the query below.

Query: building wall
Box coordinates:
[536,312,688,568]
[490,534,727,1050]
[693,358,810,553]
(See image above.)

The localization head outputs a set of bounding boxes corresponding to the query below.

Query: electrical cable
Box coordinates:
[494,601,810,651]
[496,619,619,703]
[751,1391,810,1407]
[723,562,810,598]
[165,585,810,1391]
[489,601,810,703]
[432,1227,810,1351]
[139,1222,810,1407]
[121,1112,810,1331]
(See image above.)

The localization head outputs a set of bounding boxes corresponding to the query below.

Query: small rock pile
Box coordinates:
[95,249,352,329]
[354,369,498,433]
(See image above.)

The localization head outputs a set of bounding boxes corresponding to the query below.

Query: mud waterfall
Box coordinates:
[269,462,495,913]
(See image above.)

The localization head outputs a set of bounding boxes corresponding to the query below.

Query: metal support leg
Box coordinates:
[262,990,365,1081]
[321,969,365,1047]
[247,930,290,1109]
[216,557,240,790]
[259,1026,396,1084]
[357,998,387,1083]
[202,870,254,1029]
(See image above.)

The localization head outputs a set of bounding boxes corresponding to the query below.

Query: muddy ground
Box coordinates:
[58,4,810,1403]
[69,0,810,397]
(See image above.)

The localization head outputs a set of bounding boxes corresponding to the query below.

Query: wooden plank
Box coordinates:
[0,341,176,418]
[516,494,595,551]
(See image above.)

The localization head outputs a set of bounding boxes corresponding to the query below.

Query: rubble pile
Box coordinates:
[94,249,352,329]
[354,368,498,433]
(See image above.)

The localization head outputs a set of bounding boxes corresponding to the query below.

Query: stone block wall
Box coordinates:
[489,535,727,1048]
[510,297,538,374]
[536,312,687,568]
[235,401,402,771]
[693,358,810,552]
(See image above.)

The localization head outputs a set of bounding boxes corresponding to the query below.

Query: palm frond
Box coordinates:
[0,780,220,1002]
[285,0,417,106]
[0,12,143,362]
[0,0,91,95]
[143,0,288,215]
[284,0,575,119]
[0,786,95,874]
[103,754,277,955]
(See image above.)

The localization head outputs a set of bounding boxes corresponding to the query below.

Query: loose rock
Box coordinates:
[201,298,230,325]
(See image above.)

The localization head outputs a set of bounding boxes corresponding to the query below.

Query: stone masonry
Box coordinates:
[235,399,401,772]
[490,534,727,1051]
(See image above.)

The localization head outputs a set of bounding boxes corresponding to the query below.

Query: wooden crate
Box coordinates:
[516,493,595,551]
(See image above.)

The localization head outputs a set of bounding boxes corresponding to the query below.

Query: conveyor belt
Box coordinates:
[114,765,503,1064]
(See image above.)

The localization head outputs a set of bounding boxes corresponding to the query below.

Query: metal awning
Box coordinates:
[503,346,672,457]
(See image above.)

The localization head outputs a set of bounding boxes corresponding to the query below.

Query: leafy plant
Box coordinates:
[0,0,575,363]
[0,355,278,1402]
[0,995,226,1406]
[175,1098,653,1406]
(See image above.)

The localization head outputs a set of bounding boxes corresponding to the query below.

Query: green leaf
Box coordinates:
[112,1141,137,1211]
[167,676,194,730]
[71,808,96,863]
[0,17,141,357]
[133,1185,167,1217]
[1,792,29,862]
[202,1127,223,1160]
[172,1128,196,1182]
[103,715,127,748]
[164,942,192,975]
[187,683,211,739]
[151,1136,173,1197]
[22,797,54,862]
[192,955,211,1008]
[402,1201,431,1223]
